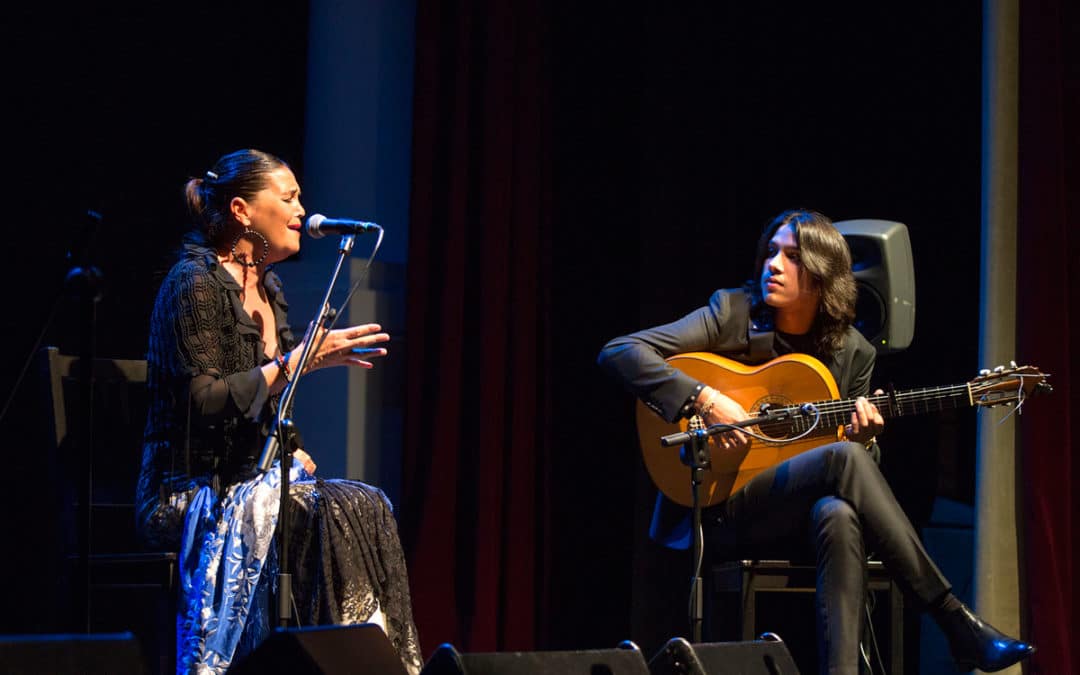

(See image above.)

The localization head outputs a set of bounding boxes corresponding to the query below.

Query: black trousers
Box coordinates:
[709,442,951,675]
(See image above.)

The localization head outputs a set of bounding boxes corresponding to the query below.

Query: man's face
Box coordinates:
[760,223,820,312]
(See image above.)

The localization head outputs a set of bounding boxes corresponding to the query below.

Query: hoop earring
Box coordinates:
[231,228,270,268]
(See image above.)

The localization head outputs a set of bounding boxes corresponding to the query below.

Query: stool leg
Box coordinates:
[890,579,903,675]
[741,568,755,641]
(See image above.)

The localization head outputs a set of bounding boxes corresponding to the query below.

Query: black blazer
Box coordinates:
[597,288,878,548]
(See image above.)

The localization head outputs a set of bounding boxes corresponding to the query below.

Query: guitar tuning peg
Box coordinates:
[994,365,1005,373]
[1009,360,1018,369]
[979,369,992,376]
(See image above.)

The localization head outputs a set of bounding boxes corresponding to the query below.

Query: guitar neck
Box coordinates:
[788,383,972,434]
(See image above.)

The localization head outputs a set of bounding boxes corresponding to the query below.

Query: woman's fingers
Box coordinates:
[333,326,389,351]
[348,323,383,338]
[299,323,391,371]
[294,448,317,475]
[350,347,388,359]
[354,332,390,347]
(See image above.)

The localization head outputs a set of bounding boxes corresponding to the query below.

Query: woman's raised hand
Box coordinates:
[294,322,390,372]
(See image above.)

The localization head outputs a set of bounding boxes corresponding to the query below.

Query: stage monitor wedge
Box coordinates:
[647,636,800,675]
[421,642,652,675]
[833,219,915,355]
[230,623,407,675]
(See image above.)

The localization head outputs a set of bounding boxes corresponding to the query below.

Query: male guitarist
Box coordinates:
[597,209,1033,674]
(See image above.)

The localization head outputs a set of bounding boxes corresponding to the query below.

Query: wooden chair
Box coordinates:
[37,346,177,675]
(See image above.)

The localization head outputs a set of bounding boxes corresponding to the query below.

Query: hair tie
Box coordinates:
[205,170,219,181]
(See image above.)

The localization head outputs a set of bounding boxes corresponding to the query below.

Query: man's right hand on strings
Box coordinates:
[695,386,752,452]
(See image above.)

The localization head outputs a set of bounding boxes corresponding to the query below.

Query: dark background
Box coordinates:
[545,2,981,664]
[1,0,312,639]
[2,1,986,671]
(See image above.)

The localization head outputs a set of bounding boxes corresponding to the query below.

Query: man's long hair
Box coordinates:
[746,209,857,354]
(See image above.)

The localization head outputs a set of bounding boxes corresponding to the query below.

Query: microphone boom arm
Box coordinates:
[257,233,356,472]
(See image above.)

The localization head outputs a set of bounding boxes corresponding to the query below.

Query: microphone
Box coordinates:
[305,213,381,238]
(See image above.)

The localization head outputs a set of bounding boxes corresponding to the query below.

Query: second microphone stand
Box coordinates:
[660,407,799,643]
[257,233,356,629]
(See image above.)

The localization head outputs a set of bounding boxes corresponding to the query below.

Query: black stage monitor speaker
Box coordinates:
[647,636,800,675]
[832,219,915,354]
[421,642,652,675]
[0,632,146,675]
[229,623,407,675]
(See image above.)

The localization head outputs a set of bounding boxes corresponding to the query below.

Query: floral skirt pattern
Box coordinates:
[176,460,422,674]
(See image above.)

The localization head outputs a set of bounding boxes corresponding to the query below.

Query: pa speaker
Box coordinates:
[833,219,915,354]
[0,632,146,675]
[421,642,652,675]
[646,636,800,675]
[229,623,407,675]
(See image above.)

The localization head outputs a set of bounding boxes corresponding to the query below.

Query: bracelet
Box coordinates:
[275,353,293,383]
[696,392,718,419]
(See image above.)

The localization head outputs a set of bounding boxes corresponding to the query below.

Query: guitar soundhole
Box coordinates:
[753,395,796,443]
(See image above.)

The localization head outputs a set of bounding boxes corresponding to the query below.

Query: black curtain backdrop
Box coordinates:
[401,0,554,655]
[401,1,1017,667]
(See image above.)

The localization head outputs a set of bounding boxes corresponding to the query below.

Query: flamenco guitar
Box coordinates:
[635,352,1050,507]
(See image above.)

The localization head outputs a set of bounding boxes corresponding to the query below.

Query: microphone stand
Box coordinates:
[66,262,103,634]
[257,233,356,629]
[660,408,799,643]
[64,209,104,634]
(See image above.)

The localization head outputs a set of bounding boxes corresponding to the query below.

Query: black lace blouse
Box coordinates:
[136,241,296,549]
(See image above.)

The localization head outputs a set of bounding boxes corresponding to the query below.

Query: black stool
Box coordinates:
[708,559,902,674]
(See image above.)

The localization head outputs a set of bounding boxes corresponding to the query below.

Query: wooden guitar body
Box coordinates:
[635,352,843,508]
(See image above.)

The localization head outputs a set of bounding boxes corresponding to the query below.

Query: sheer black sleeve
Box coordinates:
[169,265,269,425]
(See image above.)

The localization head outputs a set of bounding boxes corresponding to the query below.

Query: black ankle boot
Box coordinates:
[935,601,1035,672]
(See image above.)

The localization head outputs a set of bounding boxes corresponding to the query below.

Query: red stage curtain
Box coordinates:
[1017,0,1078,671]
[400,0,553,656]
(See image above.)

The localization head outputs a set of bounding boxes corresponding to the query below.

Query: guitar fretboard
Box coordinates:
[780,384,972,437]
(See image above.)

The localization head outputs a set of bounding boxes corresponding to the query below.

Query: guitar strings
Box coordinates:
[698,369,1042,443]
[762,387,969,431]
[786,378,1033,417]
[707,404,824,444]
[757,372,1040,435]
[991,374,1037,425]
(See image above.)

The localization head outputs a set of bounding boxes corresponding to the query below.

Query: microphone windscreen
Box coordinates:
[305,214,328,238]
